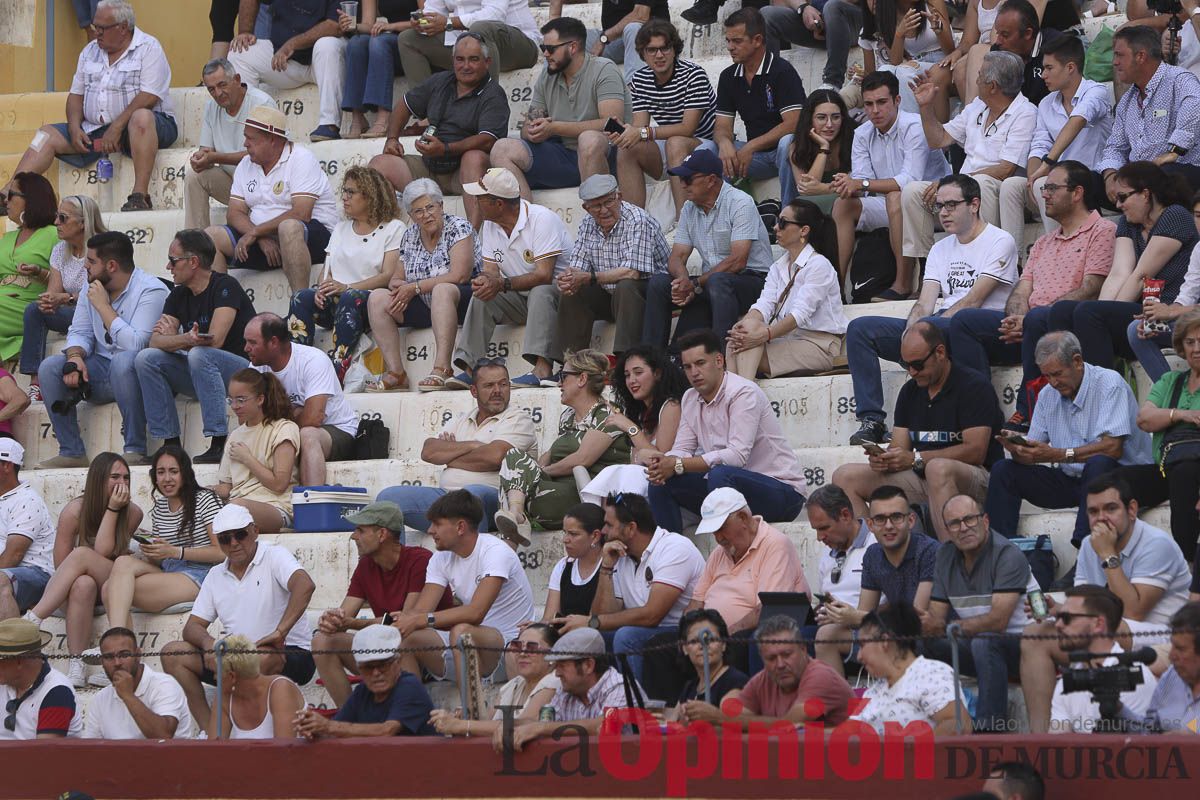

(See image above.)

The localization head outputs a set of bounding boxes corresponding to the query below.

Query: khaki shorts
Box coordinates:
[868,462,990,508]
[762,330,844,377]
[403,155,464,196]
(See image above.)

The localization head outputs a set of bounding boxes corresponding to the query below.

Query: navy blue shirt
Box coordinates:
[333,672,435,735]
[860,531,938,606]
[270,0,339,65]
[715,51,807,143]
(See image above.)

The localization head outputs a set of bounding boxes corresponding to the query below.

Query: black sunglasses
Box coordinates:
[898,348,936,372]
[1055,612,1099,626]
[539,41,573,54]
[4,661,48,731]
[776,217,804,228]
[556,370,582,384]
[216,529,251,546]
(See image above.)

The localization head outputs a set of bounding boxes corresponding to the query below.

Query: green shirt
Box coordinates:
[530,53,629,150]
[0,225,58,360]
[1146,370,1200,460]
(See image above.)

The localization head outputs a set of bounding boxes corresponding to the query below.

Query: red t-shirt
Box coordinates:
[738,658,852,725]
[347,547,452,614]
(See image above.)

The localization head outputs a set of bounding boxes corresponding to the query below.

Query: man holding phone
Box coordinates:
[133,230,257,465]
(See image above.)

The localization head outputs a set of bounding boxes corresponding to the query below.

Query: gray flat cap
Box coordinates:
[578,174,619,201]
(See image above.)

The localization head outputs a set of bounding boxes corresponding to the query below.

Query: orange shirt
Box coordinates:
[692,517,809,628]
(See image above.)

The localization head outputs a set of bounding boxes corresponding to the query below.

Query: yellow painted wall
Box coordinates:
[0,0,211,95]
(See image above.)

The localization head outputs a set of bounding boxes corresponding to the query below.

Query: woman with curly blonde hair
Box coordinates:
[286,165,401,382]
[494,349,632,544]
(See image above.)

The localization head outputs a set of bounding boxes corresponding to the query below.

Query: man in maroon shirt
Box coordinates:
[725,614,852,726]
[312,502,451,706]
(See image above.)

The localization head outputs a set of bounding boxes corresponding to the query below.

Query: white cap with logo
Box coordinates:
[0,439,24,467]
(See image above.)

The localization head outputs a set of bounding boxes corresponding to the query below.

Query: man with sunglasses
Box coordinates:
[836,320,1005,541]
[845,173,1017,447]
[1,0,178,214]
[0,618,81,740]
[160,505,316,728]
[1046,585,1158,733]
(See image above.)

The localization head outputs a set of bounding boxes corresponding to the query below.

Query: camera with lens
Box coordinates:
[1061,647,1154,732]
[51,361,91,415]
[1148,0,1183,15]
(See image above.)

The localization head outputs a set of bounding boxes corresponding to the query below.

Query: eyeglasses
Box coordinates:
[1040,182,1069,195]
[973,110,1001,138]
[945,513,984,532]
[409,201,440,217]
[341,188,361,197]
[473,356,506,369]
[506,641,547,654]
[1054,612,1100,626]
[4,191,24,202]
[1182,338,1200,349]
[358,658,396,673]
[898,349,936,372]
[556,370,581,384]
[55,212,78,223]
[869,512,909,527]
[582,195,620,214]
[4,662,47,732]
[166,254,194,266]
[1115,190,1143,205]
[99,650,135,662]
[932,199,966,213]
[226,395,255,408]
[643,45,673,56]
[684,636,720,648]
[90,21,123,33]
[216,529,251,546]
[539,41,573,54]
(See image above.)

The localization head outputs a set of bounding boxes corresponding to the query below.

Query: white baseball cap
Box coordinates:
[352,624,401,664]
[0,439,24,467]
[462,167,521,199]
[212,504,255,534]
[695,487,750,536]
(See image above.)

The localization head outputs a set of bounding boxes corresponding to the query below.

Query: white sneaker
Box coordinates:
[67,659,84,689]
[81,646,103,666]
[87,671,111,688]
[21,610,41,626]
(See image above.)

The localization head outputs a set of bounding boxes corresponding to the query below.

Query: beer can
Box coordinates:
[96,156,113,183]
[420,125,438,143]
[539,705,556,721]
[1029,589,1048,621]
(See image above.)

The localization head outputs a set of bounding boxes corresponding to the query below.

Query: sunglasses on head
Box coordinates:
[216,529,250,546]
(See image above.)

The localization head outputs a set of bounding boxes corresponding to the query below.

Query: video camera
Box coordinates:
[51,361,91,415]
[1061,647,1156,732]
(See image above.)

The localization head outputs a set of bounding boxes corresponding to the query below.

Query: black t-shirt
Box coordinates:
[162,271,257,357]
[991,28,1066,106]
[601,0,671,31]
[677,667,749,705]
[893,363,1004,468]
[378,0,419,19]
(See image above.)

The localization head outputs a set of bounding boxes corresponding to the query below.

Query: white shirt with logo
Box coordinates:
[230,143,340,230]
[924,223,1018,312]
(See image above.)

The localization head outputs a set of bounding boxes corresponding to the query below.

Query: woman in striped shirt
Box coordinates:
[103,445,225,632]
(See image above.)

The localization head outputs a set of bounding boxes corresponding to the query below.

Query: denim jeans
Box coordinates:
[39,351,144,457]
[19,303,75,375]
[342,32,401,111]
[1125,319,1174,384]
[588,24,646,82]
[134,347,249,439]
[69,0,100,26]
[926,632,1020,732]
[376,484,500,536]
[647,465,806,533]
[820,0,862,85]
[695,137,794,187]
[985,456,1122,545]
[1070,300,1142,369]
[603,624,677,689]
[845,313,951,422]
[643,271,766,352]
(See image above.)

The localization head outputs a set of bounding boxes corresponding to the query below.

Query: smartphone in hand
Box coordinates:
[604,117,625,135]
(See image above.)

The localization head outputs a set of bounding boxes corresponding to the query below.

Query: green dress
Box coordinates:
[499,401,632,530]
[0,225,57,360]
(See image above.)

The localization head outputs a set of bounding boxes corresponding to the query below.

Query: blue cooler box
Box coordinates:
[292,486,369,532]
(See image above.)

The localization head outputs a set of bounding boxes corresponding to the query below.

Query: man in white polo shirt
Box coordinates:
[160,505,317,727]
[447,167,572,390]
[555,493,705,686]
[0,441,56,623]
[203,105,340,293]
[83,626,193,740]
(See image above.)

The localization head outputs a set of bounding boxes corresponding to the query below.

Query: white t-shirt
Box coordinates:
[853,656,965,734]
[0,482,56,575]
[612,528,706,627]
[479,200,571,279]
[191,541,314,650]
[548,557,601,589]
[923,223,1018,312]
[255,343,358,435]
[200,86,277,176]
[0,662,82,740]
[83,665,195,740]
[816,522,871,607]
[425,534,535,642]
[230,142,340,230]
[324,218,404,285]
[1049,643,1158,733]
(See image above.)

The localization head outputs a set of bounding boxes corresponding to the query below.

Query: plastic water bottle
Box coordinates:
[96,156,113,183]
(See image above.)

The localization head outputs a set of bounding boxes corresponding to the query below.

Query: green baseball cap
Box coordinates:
[343,501,405,532]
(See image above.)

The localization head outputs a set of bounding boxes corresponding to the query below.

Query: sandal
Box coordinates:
[362,120,390,139]
[120,192,152,212]
[365,370,409,392]
[417,366,453,392]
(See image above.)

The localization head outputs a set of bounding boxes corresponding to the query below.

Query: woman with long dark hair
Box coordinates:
[580,345,687,505]
[103,445,225,633]
[860,0,954,116]
[727,199,848,378]
[782,90,857,210]
[23,452,142,687]
[542,503,606,621]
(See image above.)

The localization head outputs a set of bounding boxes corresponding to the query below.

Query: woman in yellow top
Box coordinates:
[216,369,300,534]
[0,173,59,360]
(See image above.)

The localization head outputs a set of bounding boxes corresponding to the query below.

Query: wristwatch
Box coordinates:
[860,178,870,192]
[426,612,437,628]
[1101,555,1122,570]
[1172,144,1190,157]
[639,127,649,141]
[627,424,642,437]
[599,33,610,44]
[1063,447,1075,464]
[673,457,685,475]
[911,451,926,479]
[589,614,602,629]
[501,276,513,292]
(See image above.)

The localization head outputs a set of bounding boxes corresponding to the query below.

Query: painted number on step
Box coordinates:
[1001,384,1018,405]
[803,467,826,487]
[509,87,532,103]
[520,407,543,424]
[279,100,305,116]
[396,479,424,486]
[160,165,186,183]
[319,160,339,176]
[485,342,509,359]
[405,345,429,362]
[836,396,856,414]
[359,411,383,421]
[243,287,255,302]
[40,422,54,440]
[123,228,151,245]
[770,397,807,419]
[518,549,544,571]
[552,207,574,225]
[75,168,100,185]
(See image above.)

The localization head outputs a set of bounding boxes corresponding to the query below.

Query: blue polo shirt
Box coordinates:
[333,672,436,735]
[269,0,338,65]
[1141,665,1200,732]
[860,531,939,607]
[715,51,807,142]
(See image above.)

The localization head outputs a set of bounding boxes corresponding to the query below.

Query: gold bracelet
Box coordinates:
[1170,409,1176,422]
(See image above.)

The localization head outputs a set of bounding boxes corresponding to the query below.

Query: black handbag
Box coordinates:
[353,416,390,460]
[1159,371,1200,472]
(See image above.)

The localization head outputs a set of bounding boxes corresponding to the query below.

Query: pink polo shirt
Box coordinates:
[1022,211,1116,309]
[667,372,806,491]
[692,517,809,627]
